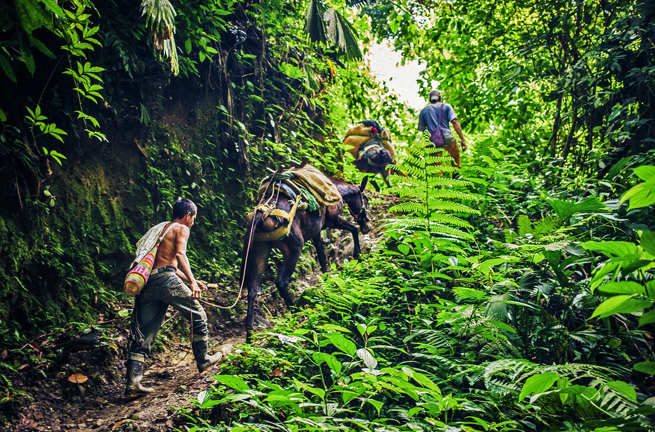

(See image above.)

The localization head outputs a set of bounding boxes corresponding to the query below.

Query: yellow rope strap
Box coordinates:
[245,197,301,242]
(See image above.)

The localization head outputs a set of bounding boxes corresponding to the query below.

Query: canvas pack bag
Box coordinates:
[123,223,177,297]
[429,104,447,148]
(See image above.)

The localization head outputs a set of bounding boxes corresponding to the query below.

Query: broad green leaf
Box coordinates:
[405,369,441,394]
[356,348,378,369]
[476,258,514,274]
[488,320,517,333]
[312,352,342,375]
[620,179,655,210]
[304,386,325,400]
[213,375,250,392]
[326,333,356,356]
[519,372,559,401]
[590,295,653,319]
[39,0,67,18]
[0,53,16,83]
[16,0,53,34]
[481,155,496,167]
[320,324,351,333]
[641,231,655,257]
[366,399,384,415]
[606,381,637,401]
[595,281,645,296]
[639,309,655,327]
[546,196,609,221]
[581,241,639,258]
[20,41,35,75]
[634,362,655,374]
[633,166,655,182]
[29,36,55,59]
[590,261,619,292]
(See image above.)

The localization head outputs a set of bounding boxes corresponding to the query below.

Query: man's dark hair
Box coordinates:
[172,198,197,219]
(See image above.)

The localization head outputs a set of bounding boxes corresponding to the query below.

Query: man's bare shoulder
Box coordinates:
[172,223,190,235]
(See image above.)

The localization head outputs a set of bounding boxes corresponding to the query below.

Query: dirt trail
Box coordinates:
[4,192,396,432]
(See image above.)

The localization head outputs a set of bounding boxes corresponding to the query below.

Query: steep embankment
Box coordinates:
[1,191,397,432]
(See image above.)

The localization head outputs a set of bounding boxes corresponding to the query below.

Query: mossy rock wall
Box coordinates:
[0,91,254,348]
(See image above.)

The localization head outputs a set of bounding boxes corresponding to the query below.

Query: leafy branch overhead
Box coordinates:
[140,0,179,75]
[304,0,363,60]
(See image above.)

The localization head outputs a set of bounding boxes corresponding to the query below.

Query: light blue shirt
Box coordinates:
[418,103,457,133]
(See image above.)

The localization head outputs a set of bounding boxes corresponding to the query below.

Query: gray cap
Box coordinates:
[429,89,441,102]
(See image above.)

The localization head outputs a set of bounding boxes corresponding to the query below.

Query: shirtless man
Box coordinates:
[125,198,221,397]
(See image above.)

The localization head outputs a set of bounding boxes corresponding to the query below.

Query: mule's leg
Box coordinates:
[369,178,381,192]
[382,169,392,188]
[275,238,303,309]
[331,216,361,259]
[312,235,328,273]
[243,242,272,334]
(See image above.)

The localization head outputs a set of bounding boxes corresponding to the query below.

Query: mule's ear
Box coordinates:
[360,176,369,192]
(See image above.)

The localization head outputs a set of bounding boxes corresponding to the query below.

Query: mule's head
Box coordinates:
[368,147,394,170]
[353,177,372,234]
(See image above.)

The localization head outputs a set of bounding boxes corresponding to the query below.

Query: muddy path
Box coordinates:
[3,192,397,432]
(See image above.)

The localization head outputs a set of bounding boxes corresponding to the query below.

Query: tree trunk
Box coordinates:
[548,94,563,157]
[561,103,578,165]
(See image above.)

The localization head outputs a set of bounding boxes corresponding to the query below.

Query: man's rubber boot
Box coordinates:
[125,359,155,397]
[192,340,222,372]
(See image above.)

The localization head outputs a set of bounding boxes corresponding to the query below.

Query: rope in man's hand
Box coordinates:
[195,281,245,309]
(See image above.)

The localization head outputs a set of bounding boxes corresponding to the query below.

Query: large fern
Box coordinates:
[387,134,479,240]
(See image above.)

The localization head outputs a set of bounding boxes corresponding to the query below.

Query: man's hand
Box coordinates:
[197,280,208,292]
[190,280,203,299]
[461,140,467,151]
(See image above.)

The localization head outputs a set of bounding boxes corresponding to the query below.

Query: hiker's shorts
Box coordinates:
[128,268,208,362]
[431,142,461,169]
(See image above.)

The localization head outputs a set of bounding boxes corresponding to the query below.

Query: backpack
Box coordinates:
[429,104,446,148]
[123,223,177,297]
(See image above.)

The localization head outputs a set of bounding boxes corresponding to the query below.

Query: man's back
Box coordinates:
[419,103,457,132]
[153,223,190,269]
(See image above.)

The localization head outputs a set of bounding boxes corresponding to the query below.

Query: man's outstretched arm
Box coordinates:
[174,226,202,299]
[451,119,467,151]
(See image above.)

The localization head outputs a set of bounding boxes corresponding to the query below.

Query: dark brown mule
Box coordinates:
[241,177,370,336]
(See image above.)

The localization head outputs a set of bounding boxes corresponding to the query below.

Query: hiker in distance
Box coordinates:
[125,198,221,397]
[418,89,467,169]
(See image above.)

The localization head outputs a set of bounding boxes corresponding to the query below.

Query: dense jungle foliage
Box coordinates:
[2,0,655,431]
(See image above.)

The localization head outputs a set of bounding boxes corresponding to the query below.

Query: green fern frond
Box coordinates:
[517,215,532,237]
[399,155,426,168]
[406,329,453,349]
[393,164,424,179]
[532,215,562,236]
[428,213,473,228]
[412,352,457,370]
[429,189,481,201]
[384,219,471,239]
[485,378,520,397]
[479,337,523,359]
[389,187,427,198]
[430,177,474,187]
[429,200,481,215]
[430,223,473,240]
[389,202,426,215]
[426,165,458,175]
[424,156,454,165]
